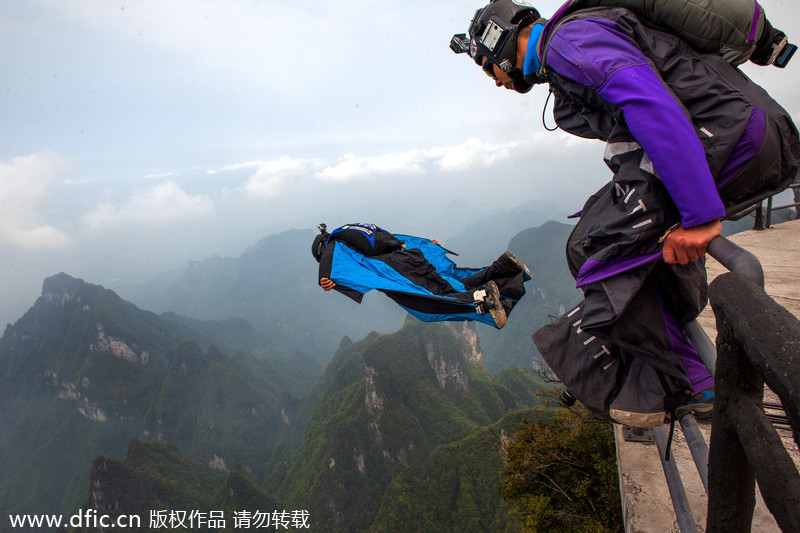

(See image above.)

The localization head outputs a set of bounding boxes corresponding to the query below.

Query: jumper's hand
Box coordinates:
[320,277,336,291]
[662,219,722,265]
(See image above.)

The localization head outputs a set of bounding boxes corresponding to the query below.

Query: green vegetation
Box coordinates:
[372,411,538,533]
[70,439,279,533]
[0,273,319,517]
[500,397,623,533]
[0,222,625,533]
[276,319,545,532]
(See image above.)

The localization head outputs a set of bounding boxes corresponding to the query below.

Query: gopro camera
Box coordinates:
[450,33,470,54]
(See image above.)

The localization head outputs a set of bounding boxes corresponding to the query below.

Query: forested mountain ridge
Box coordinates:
[0,219,585,532]
[62,319,548,533]
[275,319,545,531]
[69,439,281,533]
[0,273,319,519]
[0,276,547,531]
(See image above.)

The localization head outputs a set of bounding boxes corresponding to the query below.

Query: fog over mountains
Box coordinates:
[4,1,798,528]
[2,196,785,531]
[0,214,584,531]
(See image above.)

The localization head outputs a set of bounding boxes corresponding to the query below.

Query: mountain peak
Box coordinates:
[41,272,85,305]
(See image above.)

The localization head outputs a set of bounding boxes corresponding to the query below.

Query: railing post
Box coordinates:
[705,309,760,532]
[753,202,765,230]
[653,426,699,533]
[679,415,709,494]
[765,196,774,228]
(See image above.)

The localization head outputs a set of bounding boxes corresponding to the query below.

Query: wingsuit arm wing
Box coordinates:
[319,242,364,303]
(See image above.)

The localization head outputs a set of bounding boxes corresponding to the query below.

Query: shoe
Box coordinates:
[474,281,507,329]
[497,251,533,281]
[674,387,715,419]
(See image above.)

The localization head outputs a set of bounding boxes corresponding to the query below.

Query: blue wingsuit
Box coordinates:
[317,224,528,329]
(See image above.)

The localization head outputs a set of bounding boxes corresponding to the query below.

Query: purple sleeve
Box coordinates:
[546,19,725,227]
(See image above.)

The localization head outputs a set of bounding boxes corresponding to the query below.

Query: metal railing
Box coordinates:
[650,237,752,533]
[705,270,800,532]
[763,183,800,228]
[725,183,800,230]
[625,235,800,532]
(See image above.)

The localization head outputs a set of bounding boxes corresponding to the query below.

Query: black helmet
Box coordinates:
[451,0,540,93]
[312,223,329,263]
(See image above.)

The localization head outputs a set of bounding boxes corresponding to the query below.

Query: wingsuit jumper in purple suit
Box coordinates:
[525,3,800,425]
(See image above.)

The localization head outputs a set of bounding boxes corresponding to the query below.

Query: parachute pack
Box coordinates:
[555,0,795,67]
[326,223,403,257]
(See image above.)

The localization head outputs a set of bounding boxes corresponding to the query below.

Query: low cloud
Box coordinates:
[143,171,177,180]
[317,150,427,182]
[83,180,214,230]
[235,136,563,199]
[0,152,72,250]
[243,156,314,199]
[426,137,521,172]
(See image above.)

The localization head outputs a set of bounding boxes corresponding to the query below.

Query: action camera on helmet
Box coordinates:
[451,0,540,93]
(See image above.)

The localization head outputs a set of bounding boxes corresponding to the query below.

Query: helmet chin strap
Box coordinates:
[510,69,534,93]
[522,70,547,86]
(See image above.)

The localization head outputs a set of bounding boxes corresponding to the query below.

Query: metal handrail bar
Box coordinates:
[684,235,764,379]
[725,204,759,222]
[650,236,766,532]
[684,321,717,379]
[679,415,710,494]
[706,236,765,288]
[654,425,699,533]
[768,199,800,212]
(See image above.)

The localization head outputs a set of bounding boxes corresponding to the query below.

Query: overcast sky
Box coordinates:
[1,0,799,326]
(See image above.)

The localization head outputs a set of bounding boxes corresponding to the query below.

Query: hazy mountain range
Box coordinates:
[0,215,582,531]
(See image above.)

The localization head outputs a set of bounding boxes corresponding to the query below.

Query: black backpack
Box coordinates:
[328,223,403,257]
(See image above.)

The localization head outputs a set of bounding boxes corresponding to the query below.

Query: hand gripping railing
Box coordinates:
[684,237,764,379]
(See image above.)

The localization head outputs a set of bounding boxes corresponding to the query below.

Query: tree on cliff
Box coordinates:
[500,395,623,533]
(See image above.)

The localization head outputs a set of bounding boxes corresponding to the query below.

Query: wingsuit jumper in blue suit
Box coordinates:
[463,1,800,426]
[315,223,529,329]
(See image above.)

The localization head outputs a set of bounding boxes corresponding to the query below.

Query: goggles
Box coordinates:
[482,59,497,79]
